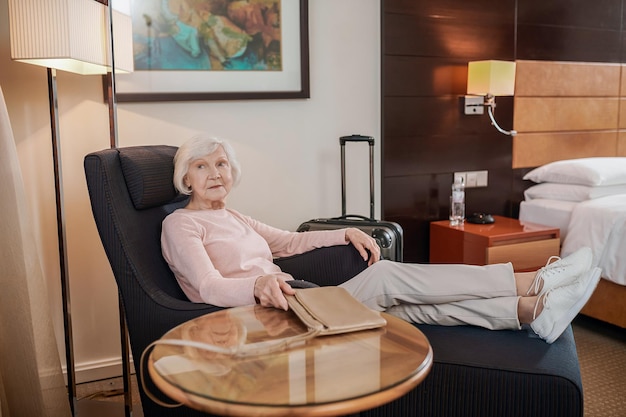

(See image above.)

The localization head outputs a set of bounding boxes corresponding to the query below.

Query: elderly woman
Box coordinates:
[161,134,601,344]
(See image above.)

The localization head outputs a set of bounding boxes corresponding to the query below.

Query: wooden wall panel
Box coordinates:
[384,13,513,59]
[382,124,512,177]
[618,98,626,129]
[621,65,626,96]
[384,56,467,96]
[514,97,619,132]
[386,0,513,17]
[618,132,626,155]
[517,0,622,28]
[384,97,460,137]
[517,25,622,62]
[384,0,514,59]
[512,60,624,167]
[517,0,623,63]
[383,0,516,262]
[515,61,621,97]
[512,132,618,168]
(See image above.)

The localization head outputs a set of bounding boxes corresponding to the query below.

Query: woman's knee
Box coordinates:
[370,259,395,273]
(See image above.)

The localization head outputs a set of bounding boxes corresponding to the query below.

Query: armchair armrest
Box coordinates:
[274,245,368,287]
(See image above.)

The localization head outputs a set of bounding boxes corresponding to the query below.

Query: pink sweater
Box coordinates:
[161,208,348,306]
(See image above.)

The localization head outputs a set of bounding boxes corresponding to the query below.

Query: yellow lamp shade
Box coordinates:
[467,60,516,96]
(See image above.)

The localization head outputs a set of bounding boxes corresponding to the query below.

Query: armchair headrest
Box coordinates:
[119,145,182,210]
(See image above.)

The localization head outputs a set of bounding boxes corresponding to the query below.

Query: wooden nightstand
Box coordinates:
[429,215,560,271]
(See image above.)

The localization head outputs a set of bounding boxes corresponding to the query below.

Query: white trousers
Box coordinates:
[339,260,521,330]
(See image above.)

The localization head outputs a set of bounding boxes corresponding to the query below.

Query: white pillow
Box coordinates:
[524,183,626,202]
[523,157,626,186]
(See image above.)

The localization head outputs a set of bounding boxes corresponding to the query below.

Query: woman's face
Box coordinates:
[184,145,234,210]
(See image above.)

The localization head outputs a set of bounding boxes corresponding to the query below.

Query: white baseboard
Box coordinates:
[63,357,136,384]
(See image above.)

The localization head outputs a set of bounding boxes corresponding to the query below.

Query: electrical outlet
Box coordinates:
[476,170,488,187]
[453,170,488,188]
[466,172,478,187]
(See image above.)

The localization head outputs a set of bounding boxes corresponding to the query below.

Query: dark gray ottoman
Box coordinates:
[361,323,582,417]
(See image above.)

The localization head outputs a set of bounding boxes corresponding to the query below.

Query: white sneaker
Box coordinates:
[526,247,593,296]
[530,267,601,344]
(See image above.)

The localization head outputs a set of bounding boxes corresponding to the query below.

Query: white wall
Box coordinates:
[0,0,381,382]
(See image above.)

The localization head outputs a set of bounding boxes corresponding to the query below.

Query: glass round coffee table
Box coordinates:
[147,304,432,416]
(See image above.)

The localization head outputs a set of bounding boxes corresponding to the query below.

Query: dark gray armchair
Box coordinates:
[83,146,369,417]
[84,145,584,417]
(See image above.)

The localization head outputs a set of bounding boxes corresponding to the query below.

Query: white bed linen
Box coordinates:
[560,194,626,286]
[519,199,577,240]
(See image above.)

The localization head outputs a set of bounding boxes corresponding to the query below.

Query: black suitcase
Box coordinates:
[297,135,404,261]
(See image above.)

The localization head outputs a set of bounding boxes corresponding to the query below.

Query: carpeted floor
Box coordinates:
[77,314,626,416]
[572,315,626,417]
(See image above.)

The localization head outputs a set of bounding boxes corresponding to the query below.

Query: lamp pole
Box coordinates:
[105,2,133,416]
[47,66,77,415]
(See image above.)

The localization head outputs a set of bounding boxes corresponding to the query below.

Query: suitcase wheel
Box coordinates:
[372,228,393,249]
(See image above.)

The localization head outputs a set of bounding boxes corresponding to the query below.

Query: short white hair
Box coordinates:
[173,134,242,195]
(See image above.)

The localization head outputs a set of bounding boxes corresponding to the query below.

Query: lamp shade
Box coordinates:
[8,0,133,75]
[110,8,134,73]
[467,60,516,96]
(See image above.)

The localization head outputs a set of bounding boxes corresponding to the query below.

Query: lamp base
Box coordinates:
[464,95,485,115]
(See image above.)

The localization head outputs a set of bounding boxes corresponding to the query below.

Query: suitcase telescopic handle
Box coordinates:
[339,135,375,219]
[339,134,375,146]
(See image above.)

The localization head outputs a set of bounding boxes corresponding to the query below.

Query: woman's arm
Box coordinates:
[234,211,348,257]
[238,212,379,265]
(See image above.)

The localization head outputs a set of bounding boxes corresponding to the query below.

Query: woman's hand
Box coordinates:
[254,272,296,310]
[345,228,380,266]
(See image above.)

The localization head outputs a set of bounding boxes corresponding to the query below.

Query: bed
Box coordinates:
[519,157,626,328]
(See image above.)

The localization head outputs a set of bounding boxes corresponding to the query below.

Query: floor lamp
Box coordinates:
[8,0,133,415]
[103,2,136,417]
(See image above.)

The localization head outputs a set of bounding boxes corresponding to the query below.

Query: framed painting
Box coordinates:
[116,0,309,102]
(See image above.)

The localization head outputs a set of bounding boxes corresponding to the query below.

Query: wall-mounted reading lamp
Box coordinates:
[464,60,517,136]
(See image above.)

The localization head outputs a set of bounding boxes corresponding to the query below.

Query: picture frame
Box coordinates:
[115,0,309,102]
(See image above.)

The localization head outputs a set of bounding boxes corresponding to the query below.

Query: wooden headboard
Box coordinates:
[512,60,626,169]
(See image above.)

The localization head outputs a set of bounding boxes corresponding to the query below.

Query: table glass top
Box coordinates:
[149,305,432,409]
